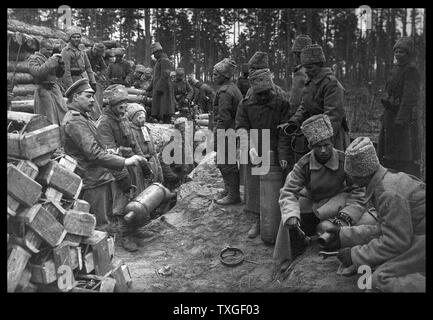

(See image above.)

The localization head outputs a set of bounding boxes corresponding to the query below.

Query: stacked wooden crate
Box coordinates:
[7,111,132,292]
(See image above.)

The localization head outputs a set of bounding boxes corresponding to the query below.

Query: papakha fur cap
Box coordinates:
[248,68,274,93]
[393,36,415,56]
[292,34,312,53]
[344,136,380,177]
[214,58,237,78]
[301,44,326,65]
[301,114,333,146]
[248,51,269,70]
[103,84,129,106]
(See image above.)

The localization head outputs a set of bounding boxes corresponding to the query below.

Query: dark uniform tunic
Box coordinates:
[289,67,350,152]
[378,61,421,177]
[28,51,68,125]
[107,59,132,86]
[61,43,96,90]
[236,75,250,97]
[61,106,125,226]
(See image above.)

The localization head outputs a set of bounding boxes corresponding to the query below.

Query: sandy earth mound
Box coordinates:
[115,152,361,292]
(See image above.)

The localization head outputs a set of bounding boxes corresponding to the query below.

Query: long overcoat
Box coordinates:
[149,53,175,118]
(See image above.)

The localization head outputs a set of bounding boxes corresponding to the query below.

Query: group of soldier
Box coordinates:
[23,22,424,292]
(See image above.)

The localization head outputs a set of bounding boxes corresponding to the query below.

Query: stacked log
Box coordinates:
[7,111,132,292]
[7,18,94,101]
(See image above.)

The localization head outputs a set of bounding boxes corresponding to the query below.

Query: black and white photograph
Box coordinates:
[6,7,426,296]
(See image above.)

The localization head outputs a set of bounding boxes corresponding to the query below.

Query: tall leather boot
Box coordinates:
[118,219,138,252]
[216,172,241,205]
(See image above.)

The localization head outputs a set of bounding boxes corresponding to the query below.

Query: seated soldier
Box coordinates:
[125,103,164,189]
[323,137,425,292]
[274,114,373,271]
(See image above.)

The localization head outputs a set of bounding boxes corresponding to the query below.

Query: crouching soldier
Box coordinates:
[97,84,150,251]
[273,114,369,271]
[323,137,425,292]
[61,79,146,247]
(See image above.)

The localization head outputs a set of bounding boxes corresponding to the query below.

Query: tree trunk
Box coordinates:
[402,8,408,36]
[144,8,151,67]
[285,9,292,91]
[411,8,417,36]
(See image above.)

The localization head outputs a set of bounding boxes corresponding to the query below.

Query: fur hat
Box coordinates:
[151,42,163,54]
[135,64,146,74]
[301,44,326,65]
[393,36,415,56]
[93,42,105,52]
[292,34,312,53]
[66,26,82,40]
[301,114,334,146]
[112,47,125,56]
[170,71,176,77]
[248,51,269,70]
[103,84,129,106]
[344,137,380,177]
[213,58,237,78]
[126,103,146,121]
[249,68,274,93]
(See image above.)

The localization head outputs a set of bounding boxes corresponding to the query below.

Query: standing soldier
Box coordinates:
[61,26,97,92]
[61,79,145,246]
[212,58,243,205]
[173,68,193,119]
[86,42,107,120]
[326,137,425,292]
[236,68,292,238]
[378,36,421,178]
[236,63,250,97]
[289,34,312,110]
[107,47,133,86]
[190,77,215,114]
[28,39,68,125]
[148,42,175,124]
[282,44,350,152]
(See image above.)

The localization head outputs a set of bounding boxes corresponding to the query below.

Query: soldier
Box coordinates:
[61,79,145,249]
[190,77,215,115]
[378,36,421,178]
[148,42,175,124]
[131,64,147,89]
[106,47,133,86]
[274,115,368,272]
[236,63,250,97]
[170,71,177,83]
[97,84,153,251]
[61,26,97,92]
[86,42,108,120]
[28,38,68,125]
[125,103,164,186]
[212,58,243,205]
[282,44,350,153]
[235,68,292,238]
[173,68,194,119]
[325,137,425,292]
[289,34,312,110]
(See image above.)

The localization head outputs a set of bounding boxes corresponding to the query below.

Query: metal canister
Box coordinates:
[259,152,283,244]
[124,183,176,225]
[244,163,260,214]
[316,219,336,246]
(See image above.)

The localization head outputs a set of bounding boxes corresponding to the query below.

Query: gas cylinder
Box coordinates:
[196,119,209,127]
[259,151,283,244]
[124,183,176,225]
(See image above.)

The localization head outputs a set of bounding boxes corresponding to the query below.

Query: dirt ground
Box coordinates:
[115,153,362,292]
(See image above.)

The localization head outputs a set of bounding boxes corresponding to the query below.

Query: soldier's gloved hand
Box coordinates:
[337,247,353,268]
[90,82,97,92]
[117,175,132,193]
